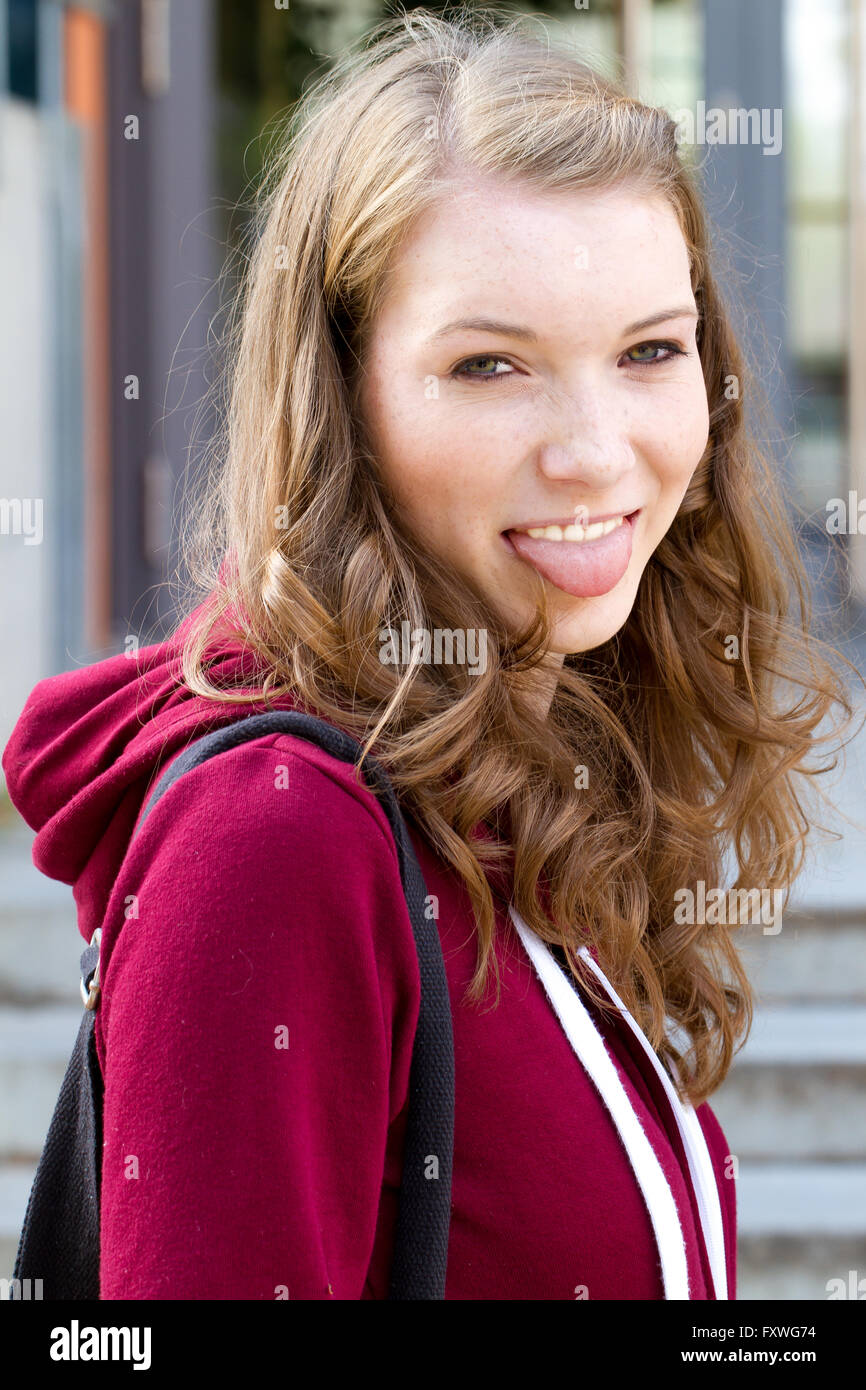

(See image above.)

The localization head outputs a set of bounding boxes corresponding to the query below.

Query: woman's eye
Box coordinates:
[623,341,686,367]
[450,342,687,382]
[452,355,516,382]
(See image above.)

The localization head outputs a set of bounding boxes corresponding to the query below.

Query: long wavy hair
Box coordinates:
[174,5,859,1104]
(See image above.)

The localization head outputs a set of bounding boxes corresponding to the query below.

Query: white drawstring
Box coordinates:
[578,948,729,1301]
[509,906,692,1299]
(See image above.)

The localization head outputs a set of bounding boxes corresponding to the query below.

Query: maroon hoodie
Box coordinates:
[2,605,737,1300]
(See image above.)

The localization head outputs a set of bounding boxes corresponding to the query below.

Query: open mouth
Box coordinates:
[500,509,641,598]
[502,508,641,546]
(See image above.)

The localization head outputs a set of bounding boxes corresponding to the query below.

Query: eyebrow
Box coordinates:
[426,306,699,343]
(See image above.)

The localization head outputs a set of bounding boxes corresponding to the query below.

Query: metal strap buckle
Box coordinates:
[80,927,103,1010]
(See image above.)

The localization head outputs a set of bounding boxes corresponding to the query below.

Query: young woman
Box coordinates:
[3,7,856,1300]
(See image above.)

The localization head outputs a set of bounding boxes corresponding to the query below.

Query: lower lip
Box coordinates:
[502,512,640,598]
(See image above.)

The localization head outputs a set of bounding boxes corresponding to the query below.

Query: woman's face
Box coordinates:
[356,176,709,655]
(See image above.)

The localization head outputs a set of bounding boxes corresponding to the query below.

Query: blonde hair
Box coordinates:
[174,5,858,1104]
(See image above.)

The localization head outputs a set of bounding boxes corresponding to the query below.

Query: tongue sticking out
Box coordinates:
[505,515,636,598]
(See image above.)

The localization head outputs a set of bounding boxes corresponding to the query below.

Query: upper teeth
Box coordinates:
[517,516,625,543]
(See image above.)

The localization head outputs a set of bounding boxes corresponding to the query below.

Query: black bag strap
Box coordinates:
[11,710,454,1300]
[8,991,103,1299]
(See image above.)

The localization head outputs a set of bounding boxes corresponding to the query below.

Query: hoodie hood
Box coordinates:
[1,601,301,945]
[3,595,517,949]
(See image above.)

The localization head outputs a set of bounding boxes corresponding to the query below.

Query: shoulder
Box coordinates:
[98,727,421,1063]
[121,728,411,954]
[95,728,424,1297]
[136,725,401,872]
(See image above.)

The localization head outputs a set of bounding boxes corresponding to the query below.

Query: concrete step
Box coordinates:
[0,1159,33,1279]
[0,825,80,1002]
[733,1166,866,1296]
[711,1065,866,1160]
[684,1003,866,1158]
[781,697,866,920]
[736,1161,866,1237]
[733,917,866,1001]
[0,1005,82,1157]
[733,1003,866,1063]
[737,1234,866,1300]
[708,1003,866,1158]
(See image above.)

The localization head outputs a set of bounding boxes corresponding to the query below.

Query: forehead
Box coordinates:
[372,178,693,342]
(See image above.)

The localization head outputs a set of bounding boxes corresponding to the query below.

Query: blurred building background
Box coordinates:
[0,0,864,1299]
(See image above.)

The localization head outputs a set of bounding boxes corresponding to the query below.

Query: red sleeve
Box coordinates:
[695,1100,738,1301]
[96,733,421,1299]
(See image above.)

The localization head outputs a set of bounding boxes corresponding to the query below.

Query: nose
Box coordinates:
[534,385,636,490]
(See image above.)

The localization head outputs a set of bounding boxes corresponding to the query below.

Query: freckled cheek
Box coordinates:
[379,401,509,521]
[373,423,466,540]
[641,394,709,488]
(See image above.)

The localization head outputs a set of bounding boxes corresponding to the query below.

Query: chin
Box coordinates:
[487,567,642,655]
[550,585,639,656]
